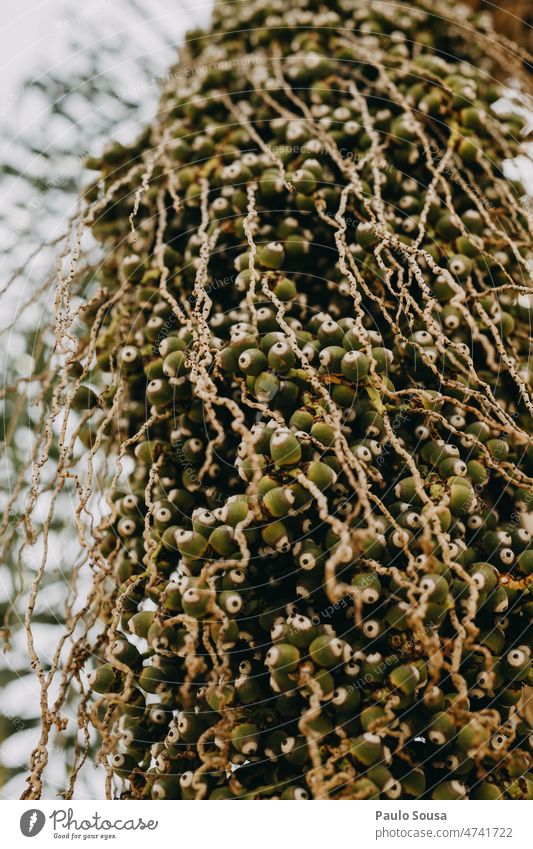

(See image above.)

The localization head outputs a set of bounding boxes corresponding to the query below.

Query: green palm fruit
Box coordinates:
[174,528,208,561]
[231,723,260,756]
[24,0,533,804]
[389,664,419,696]
[265,643,300,673]
[428,711,456,746]
[151,775,182,800]
[128,610,155,639]
[307,460,337,490]
[181,581,213,618]
[263,485,295,517]
[350,733,383,767]
[269,430,302,466]
[432,780,468,800]
[89,664,117,695]
[268,341,295,373]
[258,241,285,270]
[238,348,268,376]
[309,635,347,668]
[341,350,370,382]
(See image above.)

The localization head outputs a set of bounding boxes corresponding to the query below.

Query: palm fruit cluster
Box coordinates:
[72,0,533,799]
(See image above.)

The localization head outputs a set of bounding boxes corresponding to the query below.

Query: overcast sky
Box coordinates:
[0,0,212,103]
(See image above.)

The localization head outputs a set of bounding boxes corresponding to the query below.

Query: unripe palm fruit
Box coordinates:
[59,0,533,804]
[270,430,302,466]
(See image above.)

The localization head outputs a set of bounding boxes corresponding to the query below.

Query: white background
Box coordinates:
[3,799,533,848]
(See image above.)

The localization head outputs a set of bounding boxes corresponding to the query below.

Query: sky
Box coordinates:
[0,0,214,275]
[0,1,64,102]
[0,0,213,103]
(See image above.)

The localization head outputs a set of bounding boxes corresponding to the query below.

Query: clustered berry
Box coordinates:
[67,0,533,799]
